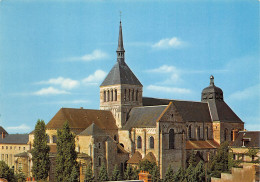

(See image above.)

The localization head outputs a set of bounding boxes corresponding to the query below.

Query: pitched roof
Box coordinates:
[79,123,107,136]
[0,126,8,135]
[46,108,117,131]
[143,97,212,122]
[100,61,142,87]
[122,105,167,130]
[127,151,142,164]
[207,100,243,122]
[186,140,220,150]
[142,152,156,163]
[230,131,260,148]
[0,134,29,144]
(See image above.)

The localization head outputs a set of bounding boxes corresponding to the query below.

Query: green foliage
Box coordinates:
[15,169,26,182]
[151,165,160,182]
[228,153,241,169]
[172,167,185,182]
[85,164,95,182]
[139,160,160,182]
[246,148,258,162]
[124,165,134,180]
[209,142,230,178]
[31,119,50,181]
[131,166,140,180]
[111,165,122,181]
[188,150,197,168]
[139,160,156,174]
[98,163,109,181]
[55,121,79,182]
[193,161,205,182]
[163,165,174,182]
[0,161,16,182]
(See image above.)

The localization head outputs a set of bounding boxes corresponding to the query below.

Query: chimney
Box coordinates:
[139,171,152,182]
[2,132,5,139]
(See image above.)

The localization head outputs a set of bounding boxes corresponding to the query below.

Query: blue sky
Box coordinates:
[0,0,259,133]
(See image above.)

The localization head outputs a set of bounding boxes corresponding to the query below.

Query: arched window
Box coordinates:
[103,91,106,102]
[124,89,126,101]
[206,127,209,140]
[231,129,234,141]
[149,137,154,149]
[197,127,200,139]
[115,89,117,101]
[188,125,192,139]
[111,90,113,101]
[47,135,50,143]
[129,89,131,101]
[132,90,134,101]
[52,135,57,143]
[107,90,110,102]
[136,90,139,101]
[169,129,175,149]
[137,136,142,149]
[224,128,228,141]
[98,157,101,166]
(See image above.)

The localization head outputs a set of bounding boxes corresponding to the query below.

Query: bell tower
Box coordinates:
[100,21,143,128]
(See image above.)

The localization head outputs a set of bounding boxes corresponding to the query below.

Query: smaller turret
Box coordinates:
[201,75,223,102]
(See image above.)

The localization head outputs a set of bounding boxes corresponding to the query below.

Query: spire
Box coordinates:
[117,21,125,62]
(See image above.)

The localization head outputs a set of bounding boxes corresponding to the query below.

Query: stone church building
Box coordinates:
[26,21,244,181]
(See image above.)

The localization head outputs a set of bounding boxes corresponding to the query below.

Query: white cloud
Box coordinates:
[147,65,182,84]
[152,37,186,49]
[7,124,31,132]
[38,77,79,90]
[229,84,260,101]
[82,70,107,84]
[34,87,70,96]
[147,85,191,94]
[147,65,178,73]
[69,49,108,61]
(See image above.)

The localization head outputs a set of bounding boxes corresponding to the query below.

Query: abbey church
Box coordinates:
[14,21,244,181]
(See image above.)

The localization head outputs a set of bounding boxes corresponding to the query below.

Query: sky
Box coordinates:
[0,0,259,133]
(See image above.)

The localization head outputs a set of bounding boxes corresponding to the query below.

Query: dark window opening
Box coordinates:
[137,136,142,149]
[169,129,175,149]
[149,137,154,149]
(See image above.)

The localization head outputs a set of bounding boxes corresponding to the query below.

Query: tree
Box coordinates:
[209,142,230,178]
[139,160,156,174]
[0,161,16,182]
[172,167,185,182]
[85,164,95,182]
[132,166,140,180]
[246,148,258,162]
[193,161,205,182]
[124,165,134,180]
[151,165,160,182]
[163,165,174,182]
[111,165,122,181]
[98,163,109,181]
[55,121,79,182]
[31,119,50,181]
[15,169,26,182]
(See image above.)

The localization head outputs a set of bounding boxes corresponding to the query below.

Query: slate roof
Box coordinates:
[186,140,220,150]
[0,134,29,144]
[207,100,243,122]
[142,97,212,122]
[127,151,142,164]
[100,61,142,87]
[230,131,260,148]
[122,105,167,130]
[79,123,107,136]
[0,126,8,135]
[46,108,117,131]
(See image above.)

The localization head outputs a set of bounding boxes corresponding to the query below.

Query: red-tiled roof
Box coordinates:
[46,108,117,131]
[186,140,220,150]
